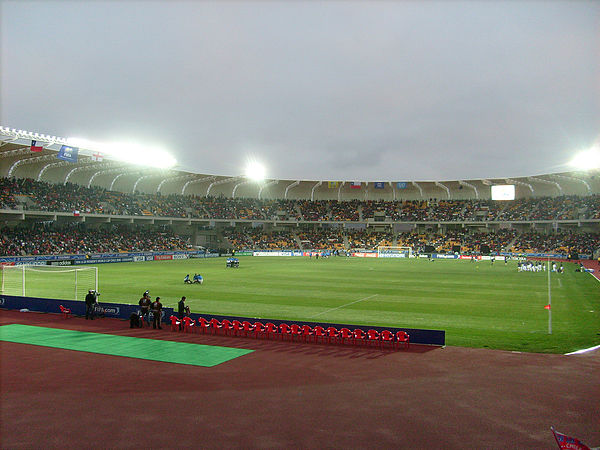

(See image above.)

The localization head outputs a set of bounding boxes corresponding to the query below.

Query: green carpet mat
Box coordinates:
[0,324,253,367]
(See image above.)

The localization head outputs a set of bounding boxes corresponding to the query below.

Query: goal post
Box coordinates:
[0,265,98,301]
[377,246,413,258]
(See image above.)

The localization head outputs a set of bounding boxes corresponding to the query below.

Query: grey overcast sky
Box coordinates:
[1,1,599,181]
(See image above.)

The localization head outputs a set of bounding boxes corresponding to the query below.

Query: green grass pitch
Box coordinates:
[14,257,600,353]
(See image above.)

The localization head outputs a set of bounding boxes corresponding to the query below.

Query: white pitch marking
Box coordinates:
[565,344,600,355]
[310,294,379,318]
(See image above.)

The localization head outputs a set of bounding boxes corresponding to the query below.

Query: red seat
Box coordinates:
[290,324,302,342]
[325,326,339,344]
[221,319,233,336]
[264,322,277,339]
[169,315,182,332]
[208,318,221,335]
[197,317,210,334]
[182,317,196,333]
[396,331,410,350]
[232,320,243,337]
[241,321,253,337]
[339,328,353,345]
[300,325,313,343]
[253,322,265,339]
[278,323,291,340]
[313,326,326,344]
[381,330,394,349]
[59,305,72,319]
[367,329,380,348]
[352,329,366,346]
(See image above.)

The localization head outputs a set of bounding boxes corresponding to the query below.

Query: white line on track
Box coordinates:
[558,278,562,288]
[310,294,379,318]
[565,344,600,355]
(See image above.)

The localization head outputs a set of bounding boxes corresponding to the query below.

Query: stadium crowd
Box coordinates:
[223,228,599,256]
[0,221,597,257]
[1,176,599,222]
[0,224,189,256]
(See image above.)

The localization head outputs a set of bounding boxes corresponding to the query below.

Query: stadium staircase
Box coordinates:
[293,233,303,249]
[343,234,351,249]
[14,195,33,210]
[504,237,518,253]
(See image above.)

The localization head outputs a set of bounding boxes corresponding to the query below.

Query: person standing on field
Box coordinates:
[139,292,151,326]
[85,290,97,320]
[152,296,163,329]
[178,296,187,330]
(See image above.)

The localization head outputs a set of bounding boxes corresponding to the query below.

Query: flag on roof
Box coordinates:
[551,427,591,450]
[91,151,104,162]
[350,182,361,189]
[374,182,385,189]
[57,145,79,163]
[328,181,339,188]
[30,140,43,152]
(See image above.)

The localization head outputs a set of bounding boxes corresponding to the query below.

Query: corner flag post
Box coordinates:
[547,257,552,335]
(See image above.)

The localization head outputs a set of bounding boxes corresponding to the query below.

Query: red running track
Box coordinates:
[1,309,599,449]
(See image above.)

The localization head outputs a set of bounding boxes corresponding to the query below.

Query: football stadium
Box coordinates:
[1,2,599,449]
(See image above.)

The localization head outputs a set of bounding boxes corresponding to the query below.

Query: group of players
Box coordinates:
[184,273,203,284]
[517,261,564,273]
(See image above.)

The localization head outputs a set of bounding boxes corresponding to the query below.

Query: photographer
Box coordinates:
[85,289,98,320]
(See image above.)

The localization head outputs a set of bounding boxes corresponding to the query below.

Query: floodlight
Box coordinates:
[245,160,266,181]
[104,142,177,169]
[570,148,600,170]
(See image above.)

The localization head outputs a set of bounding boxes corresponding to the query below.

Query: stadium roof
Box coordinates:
[1,133,598,200]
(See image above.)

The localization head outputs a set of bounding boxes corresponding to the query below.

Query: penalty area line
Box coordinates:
[310,294,378,318]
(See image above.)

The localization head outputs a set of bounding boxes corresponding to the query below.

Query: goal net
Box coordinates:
[1,265,98,301]
[377,246,413,258]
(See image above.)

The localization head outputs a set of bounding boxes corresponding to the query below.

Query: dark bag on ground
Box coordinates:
[130,313,142,328]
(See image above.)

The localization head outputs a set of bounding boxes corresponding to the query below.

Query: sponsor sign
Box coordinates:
[254,251,280,257]
[253,251,303,257]
[379,254,406,258]
[75,257,134,265]
[133,256,145,262]
[95,305,120,316]
[154,254,173,261]
[48,260,74,266]
[351,252,378,258]
[172,254,189,260]
[435,254,459,259]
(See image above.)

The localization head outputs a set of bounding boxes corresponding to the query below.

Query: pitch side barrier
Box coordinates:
[0,295,445,346]
[0,294,173,324]
[247,250,575,260]
[0,250,219,266]
[186,312,445,346]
